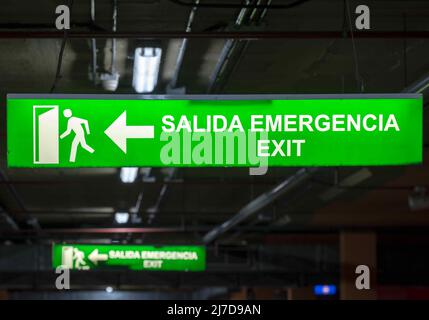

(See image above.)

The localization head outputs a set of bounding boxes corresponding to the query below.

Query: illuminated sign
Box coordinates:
[7,94,422,167]
[52,244,206,271]
[314,285,337,296]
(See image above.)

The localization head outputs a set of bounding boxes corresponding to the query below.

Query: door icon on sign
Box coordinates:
[33,106,59,164]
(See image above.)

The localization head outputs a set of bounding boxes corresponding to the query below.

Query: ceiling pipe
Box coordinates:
[2,31,429,39]
[207,0,251,92]
[111,0,118,75]
[0,178,280,186]
[207,0,271,93]
[402,72,429,95]
[0,210,19,231]
[146,168,177,224]
[202,168,318,244]
[0,22,104,30]
[0,225,339,237]
[90,0,97,84]
[99,0,120,91]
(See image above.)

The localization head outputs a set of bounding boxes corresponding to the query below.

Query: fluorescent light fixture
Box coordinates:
[114,212,129,224]
[132,47,162,93]
[120,167,139,183]
[313,285,337,296]
[100,72,120,92]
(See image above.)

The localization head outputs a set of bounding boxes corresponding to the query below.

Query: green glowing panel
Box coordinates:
[52,244,206,271]
[7,94,422,167]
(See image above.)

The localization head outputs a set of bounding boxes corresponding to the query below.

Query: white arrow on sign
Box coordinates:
[89,249,108,265]
[105,111,155,153]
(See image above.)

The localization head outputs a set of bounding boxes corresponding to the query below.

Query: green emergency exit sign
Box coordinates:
[7,94,422,167]
[52,244,206,271]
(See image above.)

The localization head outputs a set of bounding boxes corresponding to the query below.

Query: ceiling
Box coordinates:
[0,0,428,248]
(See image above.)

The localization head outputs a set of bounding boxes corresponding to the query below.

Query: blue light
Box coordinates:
[313,285,337,296]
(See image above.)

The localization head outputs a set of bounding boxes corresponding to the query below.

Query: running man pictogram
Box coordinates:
[60,109,95,162]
